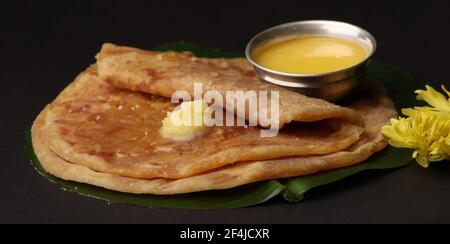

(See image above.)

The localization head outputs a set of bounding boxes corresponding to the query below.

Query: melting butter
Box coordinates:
[253,36,368,74]
[160,100,211,141]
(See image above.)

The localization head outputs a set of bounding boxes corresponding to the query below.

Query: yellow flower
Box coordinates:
[407,85,450,119]
[416,85,450,111]
[382,85,450,168]
[382,112,450,167]
[402,107,450,120]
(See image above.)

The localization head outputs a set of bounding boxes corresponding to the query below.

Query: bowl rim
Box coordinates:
[245,20,377,78]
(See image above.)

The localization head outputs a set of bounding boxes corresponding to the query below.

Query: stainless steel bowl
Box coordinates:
[245,20,377,101]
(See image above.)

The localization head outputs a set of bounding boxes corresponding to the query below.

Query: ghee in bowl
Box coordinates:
[245,20,377,101]
[253,36,369,74]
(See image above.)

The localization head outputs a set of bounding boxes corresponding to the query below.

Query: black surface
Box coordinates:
[2,0,450,224]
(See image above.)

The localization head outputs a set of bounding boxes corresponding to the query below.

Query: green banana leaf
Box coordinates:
[26,42,422,209]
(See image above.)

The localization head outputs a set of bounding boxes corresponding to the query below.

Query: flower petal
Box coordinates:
[415,85,450,112]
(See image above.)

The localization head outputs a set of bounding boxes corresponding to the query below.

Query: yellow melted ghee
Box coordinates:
[253,36,368,74]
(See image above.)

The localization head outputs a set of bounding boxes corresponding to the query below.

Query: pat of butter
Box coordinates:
[160,100,211,141]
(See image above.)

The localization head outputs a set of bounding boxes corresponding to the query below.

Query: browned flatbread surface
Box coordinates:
[30,44,397,195]
[96,43,364,127]
[33,66,364,179]
[32,70,395,194]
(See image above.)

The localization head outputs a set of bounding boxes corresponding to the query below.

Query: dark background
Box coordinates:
[2,0,450,223]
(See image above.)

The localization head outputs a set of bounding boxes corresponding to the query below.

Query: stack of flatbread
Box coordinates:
[32,43,397,195]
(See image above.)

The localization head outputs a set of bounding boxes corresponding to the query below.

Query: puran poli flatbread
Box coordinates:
[34,66,364,179]
[32,76,395,195]
[96,43,364,127]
